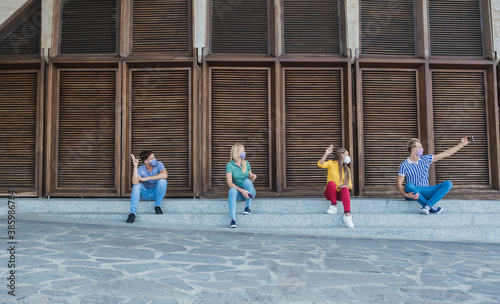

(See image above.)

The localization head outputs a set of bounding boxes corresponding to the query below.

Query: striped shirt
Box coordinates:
[398,155,434,187]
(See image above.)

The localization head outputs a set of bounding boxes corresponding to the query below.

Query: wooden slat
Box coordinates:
[429,0,483,57]
[284,69,342,188]
[360,0,415,56]
[210,69,269,189]
[432,71,489,185]
[0,73,37,187]
[132,0,190,53]
[131,69,190,189]
[211,0,268,54]
[0,5,40,55]
[57,71,116,188]
[60,0,117,54]
[283,0,340,54]
[361,70,418,188]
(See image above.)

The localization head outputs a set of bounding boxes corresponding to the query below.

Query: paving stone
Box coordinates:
[19,270,75,285]
[65,267,122,281]
[92,247,155,260]
[111,262,170,273]
[147,243,187,253]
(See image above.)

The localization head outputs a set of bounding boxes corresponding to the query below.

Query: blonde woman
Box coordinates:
[226,143,257,228]
[318,145,354,228]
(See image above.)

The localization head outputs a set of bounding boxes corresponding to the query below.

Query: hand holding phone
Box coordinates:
[467,136,474,142]
[248,193,253,199]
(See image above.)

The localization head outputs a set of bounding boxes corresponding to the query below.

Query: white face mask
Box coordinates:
[344,156,351,164]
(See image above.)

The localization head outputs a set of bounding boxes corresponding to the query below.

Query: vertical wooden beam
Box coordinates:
[120,0,131,58]
[120,61,130,196]
[420,62,436,184]
[339,0,348,57]
[37,53,45,197]
[50,0,61,57]
[354,49,365,195]
[415,0,429,59]
[486,64,500,189]
[480,0,494,60]
[44,62,58,196]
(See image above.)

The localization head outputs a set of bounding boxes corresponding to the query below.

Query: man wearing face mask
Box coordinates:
[397,137,470,215]
[126,150,168,223]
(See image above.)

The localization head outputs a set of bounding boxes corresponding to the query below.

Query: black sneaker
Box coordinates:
[126,213,135,223]
[230,220,237,228]
[430,206,443,214]
[155,206,163,214]
[243,207,251,215]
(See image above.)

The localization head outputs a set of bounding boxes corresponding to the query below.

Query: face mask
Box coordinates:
[415,148,424,157]
[344,156,351,164]
[240,152,246,160]
[148,158,158,166]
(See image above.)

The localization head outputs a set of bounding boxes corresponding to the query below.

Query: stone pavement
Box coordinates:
[1,219,500,304]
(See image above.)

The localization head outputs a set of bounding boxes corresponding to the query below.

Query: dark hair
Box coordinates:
[140,150,153,162]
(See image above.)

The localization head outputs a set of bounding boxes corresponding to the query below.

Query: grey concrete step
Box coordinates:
[4,197,500,214]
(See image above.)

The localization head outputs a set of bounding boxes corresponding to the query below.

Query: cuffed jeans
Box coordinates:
[130,179,167,214]
[404,180,453,207]
[228,179,256,220]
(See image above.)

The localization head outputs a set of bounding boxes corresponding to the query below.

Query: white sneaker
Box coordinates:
[343,215,354,228]
[327,205,338,214]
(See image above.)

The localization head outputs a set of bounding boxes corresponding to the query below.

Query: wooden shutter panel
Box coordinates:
[211,69,269,190]
[283,0,340,54]
[284,69,342,189]
[432,71,489,186]
[0,73,37,188]
[0,6,41,55]
[131,69,191,190]
[211,0,268,54]
[429,0,483,57]
[361,70,418,192]
[132,0,190,53]
[57,71,116,188]
[60,0,117,54]
[360,0,415,56]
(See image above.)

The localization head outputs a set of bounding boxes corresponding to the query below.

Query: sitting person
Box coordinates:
[126,151,168,223]
[226,143,257,228]
[397,137,470,214]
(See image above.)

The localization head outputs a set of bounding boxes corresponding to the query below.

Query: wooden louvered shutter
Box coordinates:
[284,69,342,190]
[60,0,117,54]
[431,71,489,186]
[429,0,483,57]
[0,5,41,55]
[283,0,340,54]
[360,70,418,194]
[132,0,190,53]
[210,69,269,191]
[57,70,117,191]
[0,73,38,191]
[360,0,415,56]
[131,69,191,193]
[211,0,268,54]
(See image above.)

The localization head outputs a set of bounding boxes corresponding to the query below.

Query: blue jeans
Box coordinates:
[130,179,167,214]
[228,179,256,220]
[404,181,453,207]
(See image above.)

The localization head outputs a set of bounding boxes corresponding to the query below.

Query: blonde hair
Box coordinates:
[230,143,247,173]
[333,148,350,185]
[406,138,421,152]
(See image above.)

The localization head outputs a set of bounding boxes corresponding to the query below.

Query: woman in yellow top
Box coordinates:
[317,144,354,228]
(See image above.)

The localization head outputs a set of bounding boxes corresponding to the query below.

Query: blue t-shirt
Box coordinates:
[138,161,166,189]
[398,155,434,187]
[226,160,251,188]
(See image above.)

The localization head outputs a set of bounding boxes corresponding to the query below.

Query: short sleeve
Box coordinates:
[137,165,147,177]
[157,161,166,172]
[226,162,232,173]
[317,160,331,169]
[398,162,406,176]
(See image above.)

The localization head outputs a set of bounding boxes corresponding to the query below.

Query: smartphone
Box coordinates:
[248,193,253,199]
[467,136,474,142]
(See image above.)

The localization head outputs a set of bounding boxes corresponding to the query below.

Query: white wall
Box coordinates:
[0,0,28,25]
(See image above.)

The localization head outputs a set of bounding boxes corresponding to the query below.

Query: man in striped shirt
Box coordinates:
[397,137,470,215]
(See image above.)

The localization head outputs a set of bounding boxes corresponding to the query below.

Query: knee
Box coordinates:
[243,179,254,188]
[405,182,416,193]
[327,181,336,188]
[132,184,142,192]
[157,179,167,187]
[443,180,453,190]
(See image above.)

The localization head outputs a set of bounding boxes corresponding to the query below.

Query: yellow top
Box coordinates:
[317,160,353,190]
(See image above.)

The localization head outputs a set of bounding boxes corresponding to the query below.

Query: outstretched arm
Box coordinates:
[433,136,470,163]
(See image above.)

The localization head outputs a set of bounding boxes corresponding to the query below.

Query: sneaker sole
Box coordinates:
[326,211,337,214]
[243,212,251,215]
[230,225,237,228]
[419,209,430,215]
